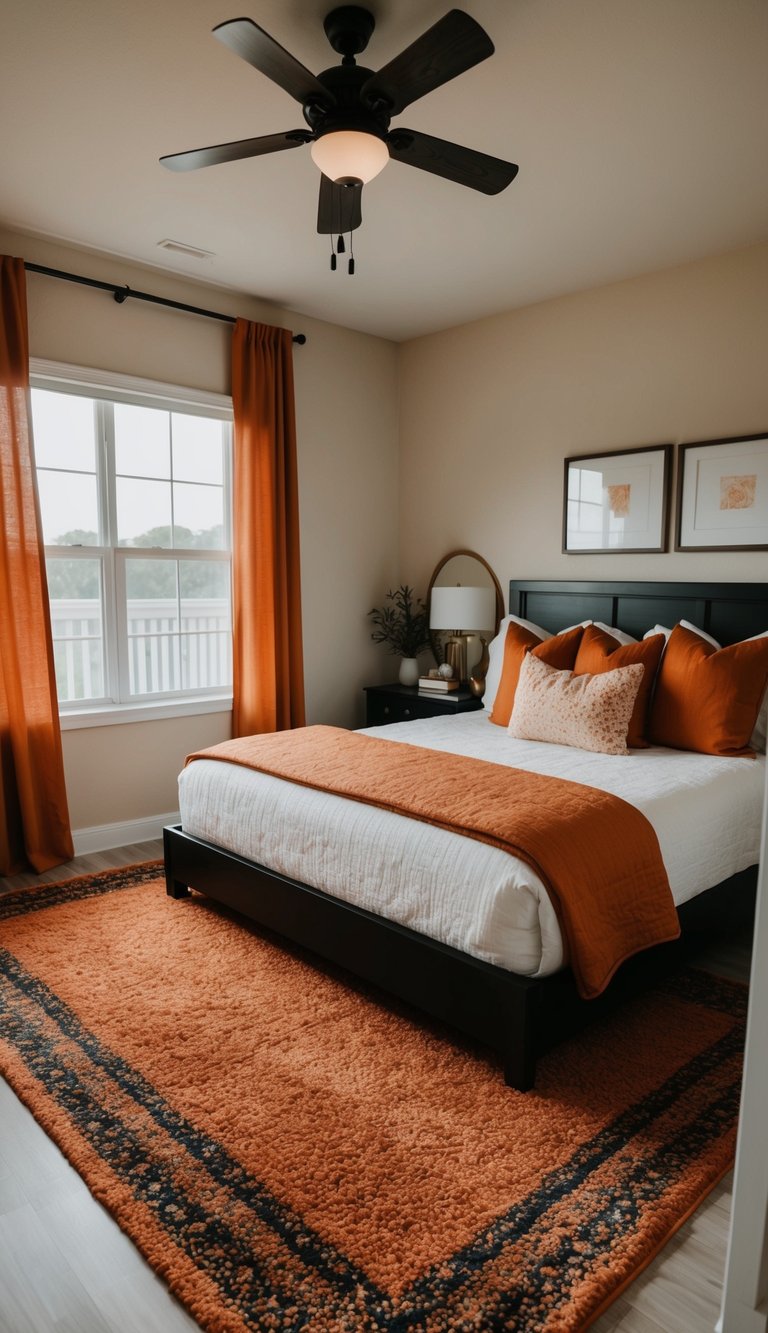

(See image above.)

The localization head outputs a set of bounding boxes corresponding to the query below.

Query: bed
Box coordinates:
[164,579,767,1089]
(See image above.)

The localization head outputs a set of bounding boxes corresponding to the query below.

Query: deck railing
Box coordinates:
[51,598,231,700]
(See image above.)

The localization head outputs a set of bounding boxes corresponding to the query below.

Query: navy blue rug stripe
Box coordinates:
[0,863,161,921]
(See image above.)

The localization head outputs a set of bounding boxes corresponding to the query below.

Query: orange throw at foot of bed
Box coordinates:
[186,726,679,999]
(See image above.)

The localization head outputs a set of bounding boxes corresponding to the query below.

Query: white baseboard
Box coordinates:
[72,812,180,856]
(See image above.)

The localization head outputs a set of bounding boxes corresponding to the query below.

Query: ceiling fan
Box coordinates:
[160,6,518,260]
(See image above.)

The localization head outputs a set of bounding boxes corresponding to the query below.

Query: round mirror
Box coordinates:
[427,549,504,686]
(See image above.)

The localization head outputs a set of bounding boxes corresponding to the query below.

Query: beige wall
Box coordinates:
[1,227,399,832]
[398,243,768,597]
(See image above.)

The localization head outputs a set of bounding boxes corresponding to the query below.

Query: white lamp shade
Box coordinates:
[310,131,389,185]
[429,585,495,632]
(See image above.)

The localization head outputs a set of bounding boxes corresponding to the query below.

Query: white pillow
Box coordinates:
[643,621,768,750]
[643,620,718,647]
[561,619,637,645]
[507,653,644,755]
[483,614,551,711]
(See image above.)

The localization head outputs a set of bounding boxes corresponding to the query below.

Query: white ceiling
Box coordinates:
[2,0,767,342]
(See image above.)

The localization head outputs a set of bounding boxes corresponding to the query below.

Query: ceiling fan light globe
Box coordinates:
[310,130,388,185]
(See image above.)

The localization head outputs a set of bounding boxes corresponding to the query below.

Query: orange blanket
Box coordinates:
[186,726,680,999]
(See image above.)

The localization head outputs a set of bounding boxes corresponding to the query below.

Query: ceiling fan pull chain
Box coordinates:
[337,234,345,253]
[330,234,337,270]
[348,231,355,275]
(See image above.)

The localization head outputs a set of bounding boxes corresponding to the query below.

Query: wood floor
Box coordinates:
[0,843,753,1333]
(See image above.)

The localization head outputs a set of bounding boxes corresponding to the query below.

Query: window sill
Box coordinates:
[59,695,233,730]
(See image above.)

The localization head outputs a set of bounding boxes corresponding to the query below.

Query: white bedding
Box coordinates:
[178,712,764,978]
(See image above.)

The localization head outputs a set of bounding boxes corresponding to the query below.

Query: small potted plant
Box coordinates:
[368,585,431,685]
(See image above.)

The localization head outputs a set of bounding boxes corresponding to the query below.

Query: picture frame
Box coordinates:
[676,433,768,551]
[563,445,672,554]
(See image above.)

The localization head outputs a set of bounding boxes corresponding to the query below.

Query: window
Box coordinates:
[30,365,233,723]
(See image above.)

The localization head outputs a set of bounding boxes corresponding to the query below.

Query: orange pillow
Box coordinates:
[490,624,584,727]
[574,625,665,748]
[650,624,768,756]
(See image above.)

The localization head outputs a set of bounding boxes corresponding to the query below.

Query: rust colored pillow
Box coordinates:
[574,625,665,748]
[649,623,768,756]
[490,623,585,726]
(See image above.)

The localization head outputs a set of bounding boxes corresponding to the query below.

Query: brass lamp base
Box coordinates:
[444,634,466,683]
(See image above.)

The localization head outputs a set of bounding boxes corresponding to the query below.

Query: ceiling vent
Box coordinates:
[157,238,215,260]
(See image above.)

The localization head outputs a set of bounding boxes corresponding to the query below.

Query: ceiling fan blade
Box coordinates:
[317,175,363,235]
[213,18,333,107]
[387,129,518,195]
[160,130,310,172]
[361,10,493,116]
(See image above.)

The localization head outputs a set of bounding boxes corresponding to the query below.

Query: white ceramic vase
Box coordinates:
[398,657,419,686]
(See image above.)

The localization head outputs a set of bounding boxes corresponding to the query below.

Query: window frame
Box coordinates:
[30,360,234,729]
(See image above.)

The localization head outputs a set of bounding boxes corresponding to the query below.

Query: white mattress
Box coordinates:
[178,712,764,978]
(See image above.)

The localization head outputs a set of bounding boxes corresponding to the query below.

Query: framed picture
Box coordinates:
[676,433,768,551]
[563,445,672,554]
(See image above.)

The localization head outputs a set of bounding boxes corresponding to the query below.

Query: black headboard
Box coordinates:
[508,580,768,646]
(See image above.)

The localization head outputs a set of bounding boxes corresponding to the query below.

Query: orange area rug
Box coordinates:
[0,863,745,1332]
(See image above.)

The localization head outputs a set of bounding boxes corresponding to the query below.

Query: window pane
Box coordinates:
[117,477,172,546]
[31,390,96,472]
[172,415,224,484]
[180,564,230,689]
[47,558,104,701]
[173,482,224,548]
[181,632,232,691]
[126,559,179,626]
[38,470,100,545]
[180,565,230,693]
[115,404,170,479]
[179,559,231,613]
[126,559,179,696]
[127,632,181,696]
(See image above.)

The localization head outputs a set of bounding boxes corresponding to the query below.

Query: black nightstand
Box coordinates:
[364,683,484,726]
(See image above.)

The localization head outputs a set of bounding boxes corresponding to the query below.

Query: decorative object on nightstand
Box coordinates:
[418,665,458,693]
[368,585,431,685]
[469,638,491,698]
[429,583,496,682]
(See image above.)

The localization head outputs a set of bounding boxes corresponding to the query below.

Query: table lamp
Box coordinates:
[429,585,496,683]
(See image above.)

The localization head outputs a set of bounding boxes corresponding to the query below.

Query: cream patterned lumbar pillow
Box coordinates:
[508,652,645,755]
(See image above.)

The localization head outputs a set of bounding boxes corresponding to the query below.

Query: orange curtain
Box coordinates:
[0,257,73,873]
[231,319,305,736]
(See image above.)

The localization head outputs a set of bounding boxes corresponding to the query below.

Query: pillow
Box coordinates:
[490,623,584,727]
[649,624,768,756]
[573,626,665,748]
[508,653,645,755]
[563,619,637,646]
[645,622,768,751]
[643,620,718,647]
[483,614,551,712]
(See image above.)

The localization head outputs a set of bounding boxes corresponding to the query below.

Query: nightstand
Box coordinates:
[364,683,484,726]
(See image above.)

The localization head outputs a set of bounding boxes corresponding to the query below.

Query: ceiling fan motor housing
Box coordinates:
[323,6,376,59]
[304,62,391,142]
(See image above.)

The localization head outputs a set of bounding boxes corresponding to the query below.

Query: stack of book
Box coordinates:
[418,675,459,693]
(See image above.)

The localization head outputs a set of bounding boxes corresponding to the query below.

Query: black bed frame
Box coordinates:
[164,580,766,1090]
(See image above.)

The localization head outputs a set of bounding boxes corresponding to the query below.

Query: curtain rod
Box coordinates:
[23,262,307,345]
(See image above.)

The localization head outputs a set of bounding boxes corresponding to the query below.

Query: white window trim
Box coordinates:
[31,359,234,724]
[30,359,233,418]
[59,694,233,730]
